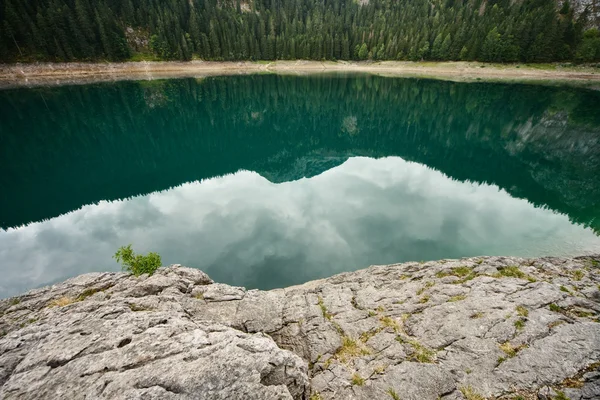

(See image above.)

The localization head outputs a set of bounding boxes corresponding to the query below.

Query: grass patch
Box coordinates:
[436,266,474,279]
[500,341,518,358]
[351,373,365,386]
[335,336,372,364]
[562,376,585,389]
[387,388,401,400]
[556,361,600,394]
[309,393,323,400]
[516,305,529,317]
[195,292,204,300]
[572,309,595,318]
[77,288,102,301]
[318,296,333,320]
[396,336,436,363]
[374,365,387,374]
[332,321,344,335]
[459,385,485,400]
[454,271,478,284]
[19,317,38,328]
[49,296,76,308]
[514,319,526,330]
[359,329,378,343]
[494,266,536,282]
[448,295,466,302]
[560,286,570,293]
[380,316,401,332]
[368,310,377,317]
[435,271,448,278]
[128,303,153,312]
[470,312,484,319]
[435,266,480,284]
[9,298,20,306]
[499,341,526,358]
[416,282,434,296]
[548,320,565,329]
[419,295,430,303]
[553,390,569,400]
[452,266,474,277]
[549,303,563,313]
[572,270,585,281]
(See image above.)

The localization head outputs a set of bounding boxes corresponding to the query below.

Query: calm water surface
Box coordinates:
[1,75,600,298]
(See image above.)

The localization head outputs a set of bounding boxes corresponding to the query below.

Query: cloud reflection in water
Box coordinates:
[1,156,599,298]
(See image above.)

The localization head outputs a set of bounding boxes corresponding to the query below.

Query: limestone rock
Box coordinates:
[1,255,599,399]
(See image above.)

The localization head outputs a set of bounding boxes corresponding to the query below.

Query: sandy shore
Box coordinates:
[1,60,599,88]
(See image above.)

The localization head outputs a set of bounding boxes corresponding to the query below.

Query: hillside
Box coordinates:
[1,0,599,63]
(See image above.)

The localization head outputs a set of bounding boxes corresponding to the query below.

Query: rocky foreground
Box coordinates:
[1,256,599,400]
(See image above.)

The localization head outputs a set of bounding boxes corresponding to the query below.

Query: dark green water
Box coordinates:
[1,74,600,298]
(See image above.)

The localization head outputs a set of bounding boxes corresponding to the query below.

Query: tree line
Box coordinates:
[1,0,599,63]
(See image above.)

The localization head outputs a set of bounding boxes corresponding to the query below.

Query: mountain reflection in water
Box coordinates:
[1,75,599,298]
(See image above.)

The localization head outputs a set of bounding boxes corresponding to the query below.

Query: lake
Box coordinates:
[1,74,599,298]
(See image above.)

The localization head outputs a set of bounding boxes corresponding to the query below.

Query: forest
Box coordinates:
[0,0,599,63]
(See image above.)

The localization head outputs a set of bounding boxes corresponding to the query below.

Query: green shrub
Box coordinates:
[114,244,162,276]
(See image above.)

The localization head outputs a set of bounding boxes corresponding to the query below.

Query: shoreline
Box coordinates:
[1,60,600,88]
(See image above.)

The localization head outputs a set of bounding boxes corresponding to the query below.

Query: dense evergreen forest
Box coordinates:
[0,0,599,63]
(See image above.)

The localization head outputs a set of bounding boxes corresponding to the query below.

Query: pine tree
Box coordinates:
[358,42,368,59]
[431,32,444,59]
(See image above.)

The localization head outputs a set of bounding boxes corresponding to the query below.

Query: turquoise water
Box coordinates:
[1,75,599,297]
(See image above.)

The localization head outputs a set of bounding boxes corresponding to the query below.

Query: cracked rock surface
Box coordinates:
[1,256,599,400]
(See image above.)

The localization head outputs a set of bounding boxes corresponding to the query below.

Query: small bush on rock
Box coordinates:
[114,244,162,276]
